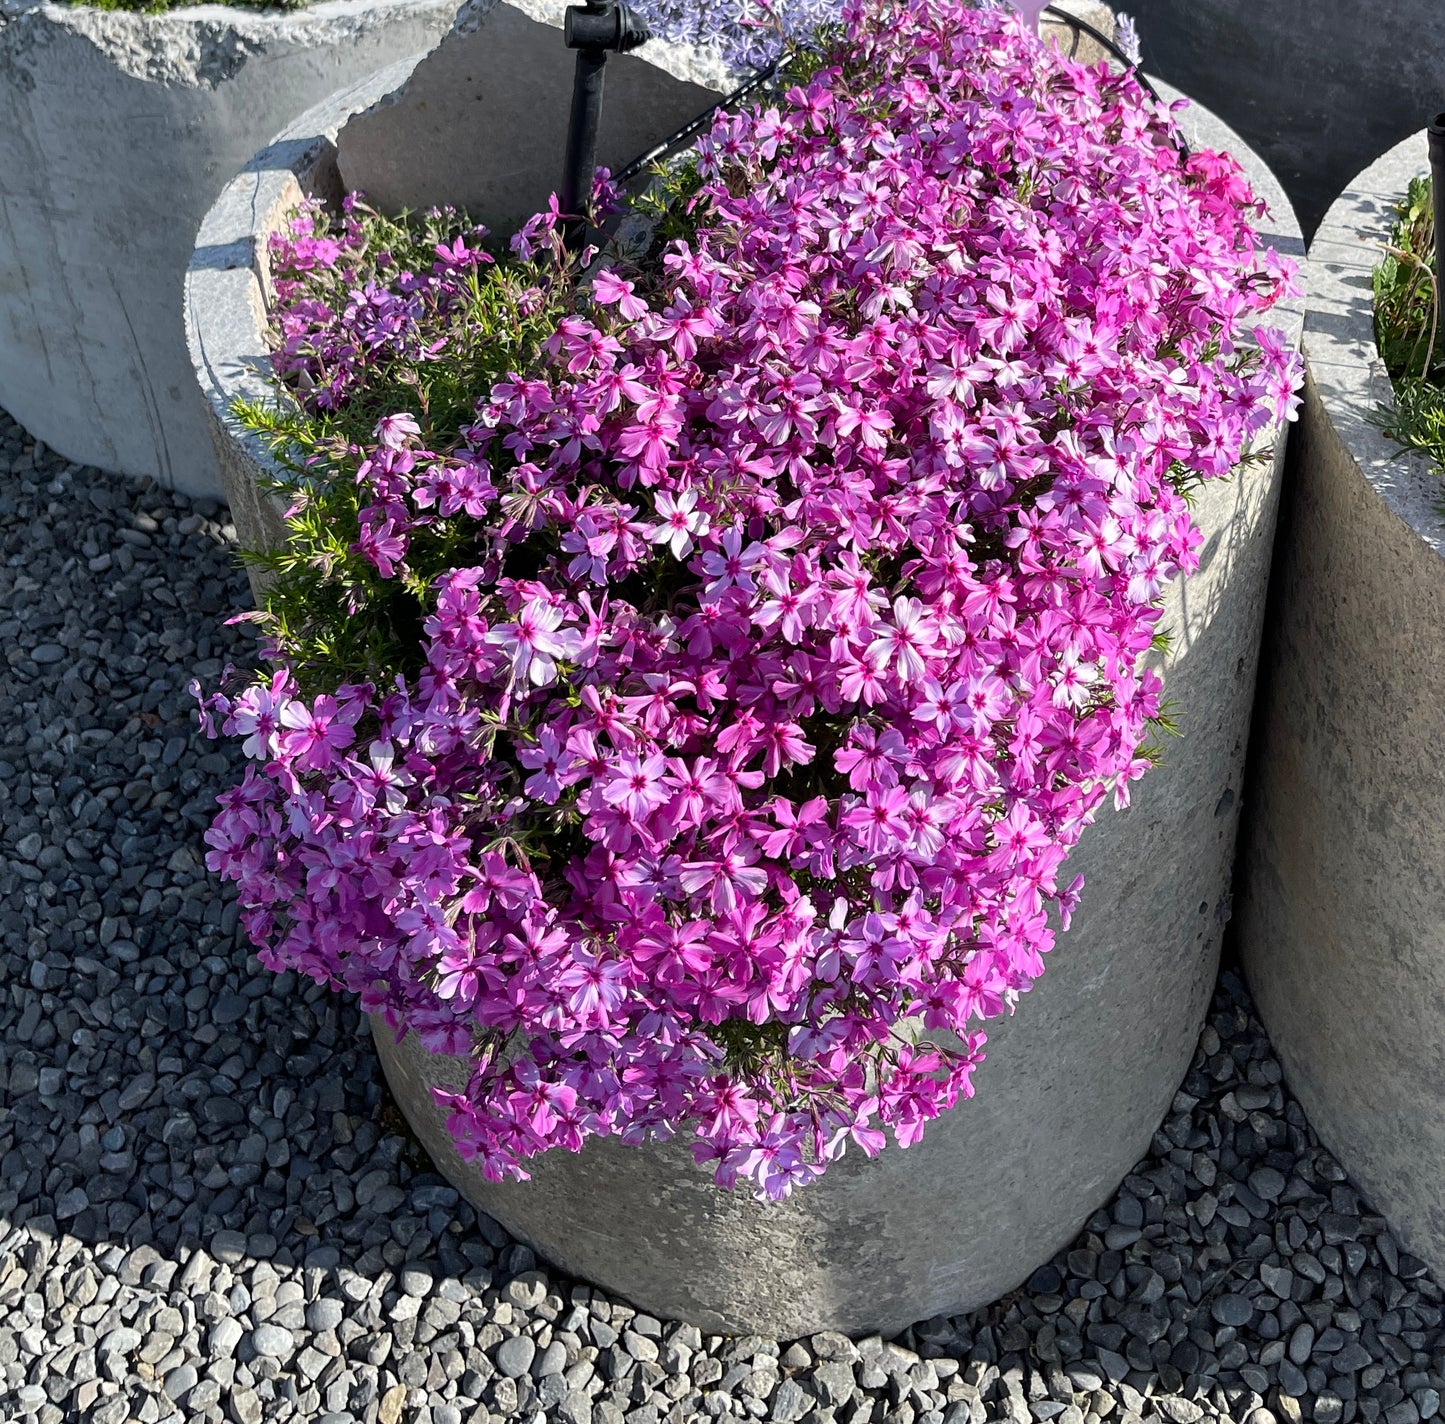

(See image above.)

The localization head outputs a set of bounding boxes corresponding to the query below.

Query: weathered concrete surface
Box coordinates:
[361,94,1306,1337]
[334,0,735,240]
[1238,134,1445,1284]
[0,0,457,495]
[1128,1,1445,238]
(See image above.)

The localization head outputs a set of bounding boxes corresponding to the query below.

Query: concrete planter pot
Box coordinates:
[1238,135,1445,1281]
[186,73,1304,1335]
[0,0,457,495]
[1127,0,1445,237]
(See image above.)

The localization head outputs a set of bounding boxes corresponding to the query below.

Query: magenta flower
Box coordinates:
[485,597,577,687]
[375,412,421,450]
[649,489,710,559]
[276,695,358,773]
[592,269,649,320]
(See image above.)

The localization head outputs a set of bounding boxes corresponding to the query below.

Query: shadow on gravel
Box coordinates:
[1,408,1442,1424]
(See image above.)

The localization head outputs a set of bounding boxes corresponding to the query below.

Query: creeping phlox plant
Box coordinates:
[200,0,1301,1201]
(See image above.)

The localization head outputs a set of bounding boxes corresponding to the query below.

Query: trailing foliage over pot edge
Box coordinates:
[198,0,1300,1201]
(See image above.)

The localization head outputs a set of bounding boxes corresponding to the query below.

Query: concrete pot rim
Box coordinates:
[1306,130,1445,563]
[187,72,1306,518]
[0,0,442,25]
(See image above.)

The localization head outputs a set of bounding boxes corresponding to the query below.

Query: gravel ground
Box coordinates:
[1,403,1442,1424]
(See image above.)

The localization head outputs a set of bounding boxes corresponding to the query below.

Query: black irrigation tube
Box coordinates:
[612,60,782,186]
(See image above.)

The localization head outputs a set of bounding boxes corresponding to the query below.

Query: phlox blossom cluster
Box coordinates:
[201,0,1300,1201]
[635,0,844,73]
[266,197,491,414]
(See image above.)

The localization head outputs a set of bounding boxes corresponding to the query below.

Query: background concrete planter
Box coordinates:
[1128,0,1445,238]
[0,0,457,496]
[187,73,1304,1336]
[1237,135,1445,1283]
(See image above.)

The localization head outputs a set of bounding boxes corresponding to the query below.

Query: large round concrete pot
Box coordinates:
[1237,135,1445,1282]
[187,74,1305,1335]
[0,0,457,495]
[1127,0,1445,237]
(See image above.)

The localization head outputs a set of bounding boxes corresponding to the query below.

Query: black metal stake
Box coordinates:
[560,0,650,252]
[1429,113,1445,330]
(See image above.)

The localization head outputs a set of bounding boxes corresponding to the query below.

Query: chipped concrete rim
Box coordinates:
[0,1,459,90]
[1305,131,1445,561]
[447,0,739,90]
[0,0,446,28]
[0,0,730,95]
[187,68,1306,531]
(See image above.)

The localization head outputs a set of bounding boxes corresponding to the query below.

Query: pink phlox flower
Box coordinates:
[557,947,631,1029]
[867,596,938,684]
[592,269,649,321]
[276,694,361,773]
[649,488,710,560]
[700,526,764,599]
[599,751,671,821]
[485,596,579,687]
[228,683,281,760]
[518,726,575,803]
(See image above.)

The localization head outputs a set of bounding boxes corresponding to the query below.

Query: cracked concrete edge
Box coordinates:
[1301,132,1445,559]
[0,0,460,87]
[453,0,741,90]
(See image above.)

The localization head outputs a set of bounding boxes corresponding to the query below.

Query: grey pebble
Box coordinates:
[495,1333,537,1378]
[98,1327,141,1356]
[771,1378,811,1422]
[504,1270,549,1309]
[211,1230,247,1264]
[1211,1295,1254,1328]
[0,420,1441,1424]
[163,1364,199,1401]
[249,1324,295,1359]
[230,1387,263,1424]
[306,1298,345,1333]
[1281,1360,1310,1396]
[1250,1167,1287,1200]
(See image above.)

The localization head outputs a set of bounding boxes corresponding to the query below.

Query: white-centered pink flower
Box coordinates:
[374,412,421,449]
[650,489,710,560]
[485,597,578,687]
[866,596,938,685]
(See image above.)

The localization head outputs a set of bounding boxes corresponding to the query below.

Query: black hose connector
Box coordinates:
[1428,113,1445,292]
[559,0,650,252]
[565,0,649,52]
